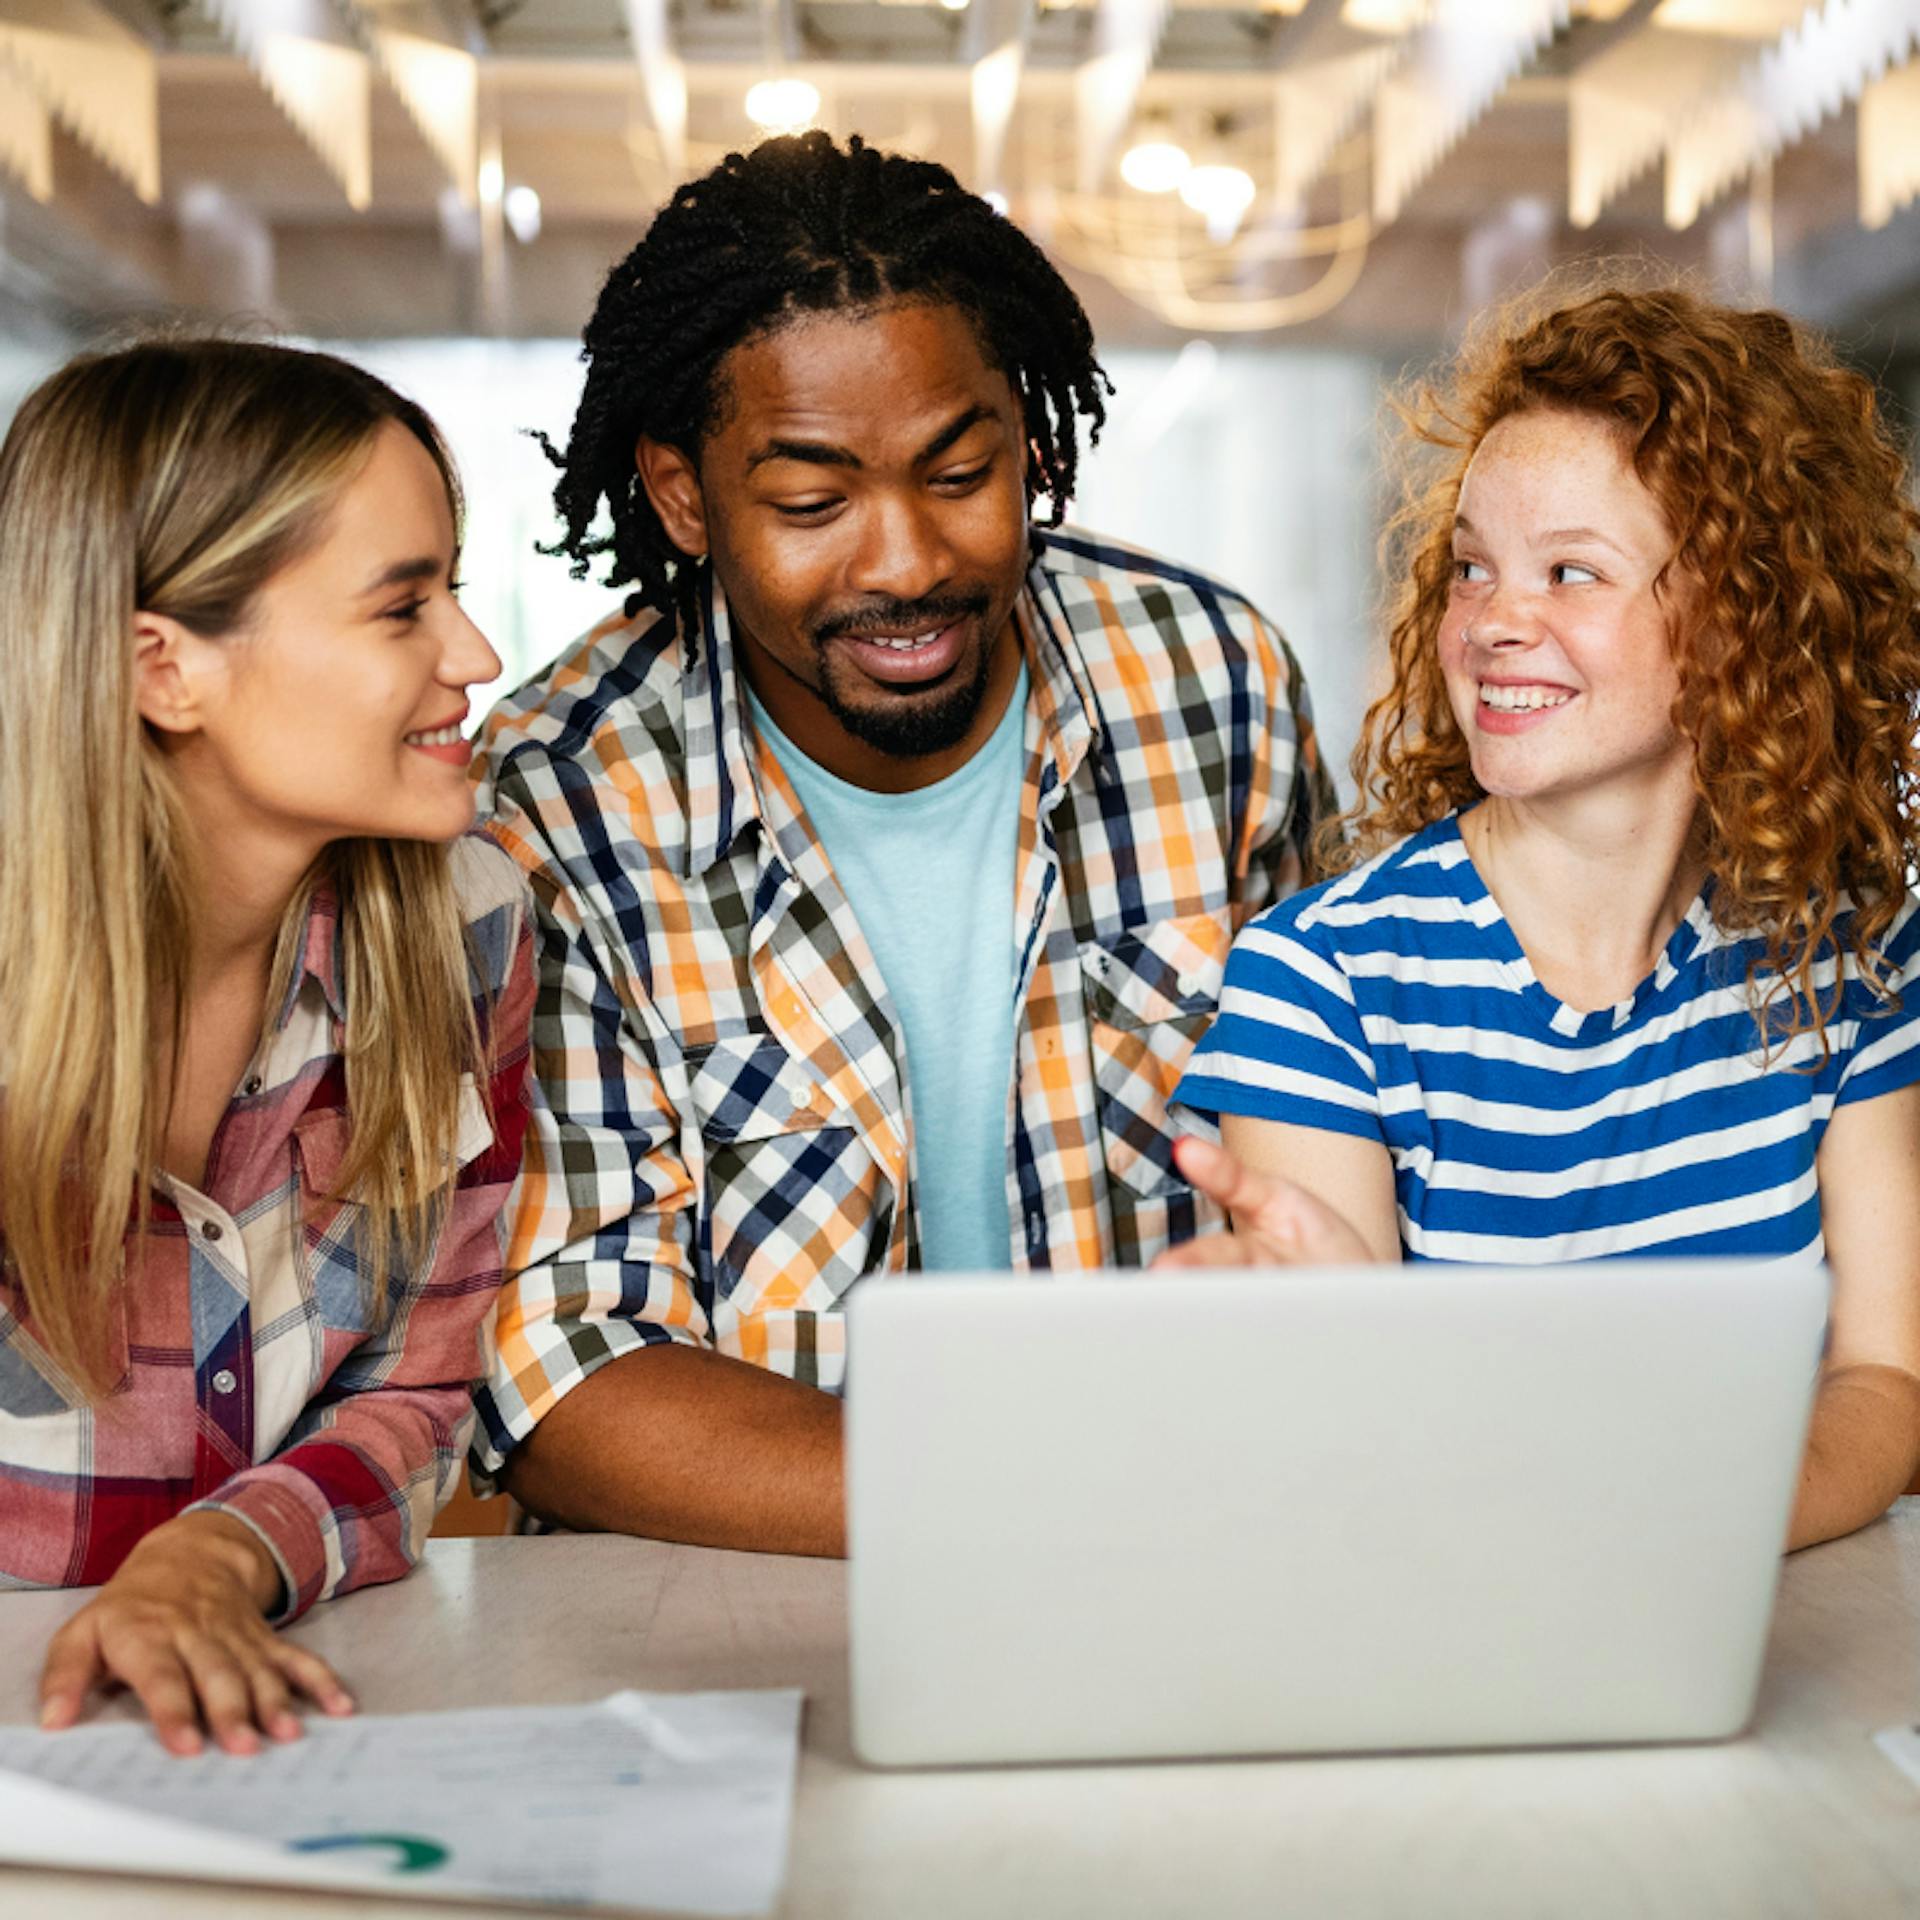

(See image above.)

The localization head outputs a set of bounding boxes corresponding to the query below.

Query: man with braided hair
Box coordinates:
[474,131,1334,1553]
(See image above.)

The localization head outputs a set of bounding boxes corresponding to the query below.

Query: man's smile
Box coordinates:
[828,618,969,688]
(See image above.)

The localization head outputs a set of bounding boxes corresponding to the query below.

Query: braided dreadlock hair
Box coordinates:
[538,132,1111,643]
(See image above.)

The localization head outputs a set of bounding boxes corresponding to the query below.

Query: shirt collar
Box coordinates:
[270,881,349,1032]
[680,545,1106,879]
[681,569,763,880]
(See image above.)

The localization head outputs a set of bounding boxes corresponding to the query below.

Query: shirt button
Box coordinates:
[200,1220,223,1241]
[211,1368,238,1395]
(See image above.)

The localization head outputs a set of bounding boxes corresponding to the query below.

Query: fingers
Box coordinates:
[1168,1133,1378,1268]
[272,1639,355,1720]
[111,1642,208,1758]
[74,1613,343,1756]
[178,1635,265,1756]
[45,1516,355,1756]
[1257,1179,1376,1265]
[1171,1133,1320,1260]
[247,1657,303,1745]
[1152,1234,1267,1270]
[180,1629,355,1751]
[1171,1134,1279,1218]
[38,1617,106,1732]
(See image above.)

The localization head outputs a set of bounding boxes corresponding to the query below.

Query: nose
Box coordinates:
[844,489,955,605]
[1467,579,1539,650]
[441,600,502,691]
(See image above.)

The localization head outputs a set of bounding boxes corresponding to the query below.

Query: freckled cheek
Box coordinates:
[1435,611,1477,684]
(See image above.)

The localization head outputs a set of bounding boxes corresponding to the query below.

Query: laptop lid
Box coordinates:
[845,1260,1825,1767]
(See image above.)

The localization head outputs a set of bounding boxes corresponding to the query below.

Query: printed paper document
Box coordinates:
[0,1688,802,1916]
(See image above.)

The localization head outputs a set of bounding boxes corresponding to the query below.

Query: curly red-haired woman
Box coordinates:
[1169,280,1920,1549]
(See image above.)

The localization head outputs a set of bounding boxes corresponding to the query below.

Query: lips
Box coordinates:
[404,714,471,764]
[831,620,968,688]
[1475,681,1578,736]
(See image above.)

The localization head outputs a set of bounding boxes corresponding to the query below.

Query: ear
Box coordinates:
[636,437,709,561]
[132,611,212,736]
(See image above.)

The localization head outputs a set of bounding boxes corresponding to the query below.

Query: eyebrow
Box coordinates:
[745,404,997,474]
[359,556,444,595]
[1453,514,1631,557]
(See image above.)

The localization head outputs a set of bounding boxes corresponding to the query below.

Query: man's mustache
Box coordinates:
[813,592,992,646]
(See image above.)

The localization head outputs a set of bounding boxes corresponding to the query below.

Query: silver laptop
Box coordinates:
[845,1260,1825,1767]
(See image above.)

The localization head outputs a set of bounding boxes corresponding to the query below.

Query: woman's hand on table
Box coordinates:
[36,1509,354,1757]
[1155,1135,1377,1269]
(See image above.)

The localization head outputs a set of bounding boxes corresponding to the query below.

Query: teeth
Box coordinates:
[1479,684,1573,713]
[406,724,464,746]
[863,630,942,651]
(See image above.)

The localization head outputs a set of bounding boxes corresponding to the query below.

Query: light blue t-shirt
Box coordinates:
[746,671,1028,1270]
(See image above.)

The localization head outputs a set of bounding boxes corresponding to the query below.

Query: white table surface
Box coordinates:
[2,1501,1918,1919]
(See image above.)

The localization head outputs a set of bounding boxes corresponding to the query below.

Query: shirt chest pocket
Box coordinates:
[1080,908,1230,1200]
[291,1076,495,1332]
[685,1035,874,1310]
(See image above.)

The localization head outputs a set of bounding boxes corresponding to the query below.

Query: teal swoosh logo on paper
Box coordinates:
[288,1832,450,1874]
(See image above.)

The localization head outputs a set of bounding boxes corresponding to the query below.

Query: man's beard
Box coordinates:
[814,593,1000,759]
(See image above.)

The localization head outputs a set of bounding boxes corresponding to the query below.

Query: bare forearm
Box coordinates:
[502,1344,846,1556]
[1787,1363,1920,1551]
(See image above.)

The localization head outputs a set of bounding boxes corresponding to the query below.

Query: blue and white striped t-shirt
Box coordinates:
[1173,812,1920,1263]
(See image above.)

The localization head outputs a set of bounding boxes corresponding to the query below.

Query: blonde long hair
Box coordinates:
[0,338,484,1394]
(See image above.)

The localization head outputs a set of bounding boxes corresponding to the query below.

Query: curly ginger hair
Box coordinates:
[1340,276,1920,1054]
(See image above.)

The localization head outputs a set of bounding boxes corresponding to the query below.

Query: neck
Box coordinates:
[174,791,320,1000]
[1462,770,1706,1012]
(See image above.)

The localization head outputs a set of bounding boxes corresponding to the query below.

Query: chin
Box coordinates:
[380,803,478,846]
[1465,756,1550,802]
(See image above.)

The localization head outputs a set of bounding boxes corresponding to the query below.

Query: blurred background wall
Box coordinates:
[4,0,1920,787]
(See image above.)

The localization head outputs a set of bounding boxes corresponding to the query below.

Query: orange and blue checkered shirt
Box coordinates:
[471,529,1334,1471]
[0,836,535,1617]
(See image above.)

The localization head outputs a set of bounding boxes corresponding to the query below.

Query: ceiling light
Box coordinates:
[744,78,820,132]
[1341,0,1426,30]
[1179,163,1255,242]
[940,0,971,11]
[503,184,541,243]
[984,189,1009,215]
[1120,140,1191,194]
[476,153,504,204]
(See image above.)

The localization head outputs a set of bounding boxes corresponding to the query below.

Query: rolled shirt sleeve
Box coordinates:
[469,802,707,1486]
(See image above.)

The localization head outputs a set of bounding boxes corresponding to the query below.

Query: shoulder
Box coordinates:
[477,599,687,806]
[1244,821,1462,950]
[1861,889,1920,975]
[448,831,534,993]
[1033,525,1298,685]
[1036,524,1265,618]
[475,598,692,869]
[1822,889,1920,1037]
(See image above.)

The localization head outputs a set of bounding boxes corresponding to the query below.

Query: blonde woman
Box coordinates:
[0,340,535,1754]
